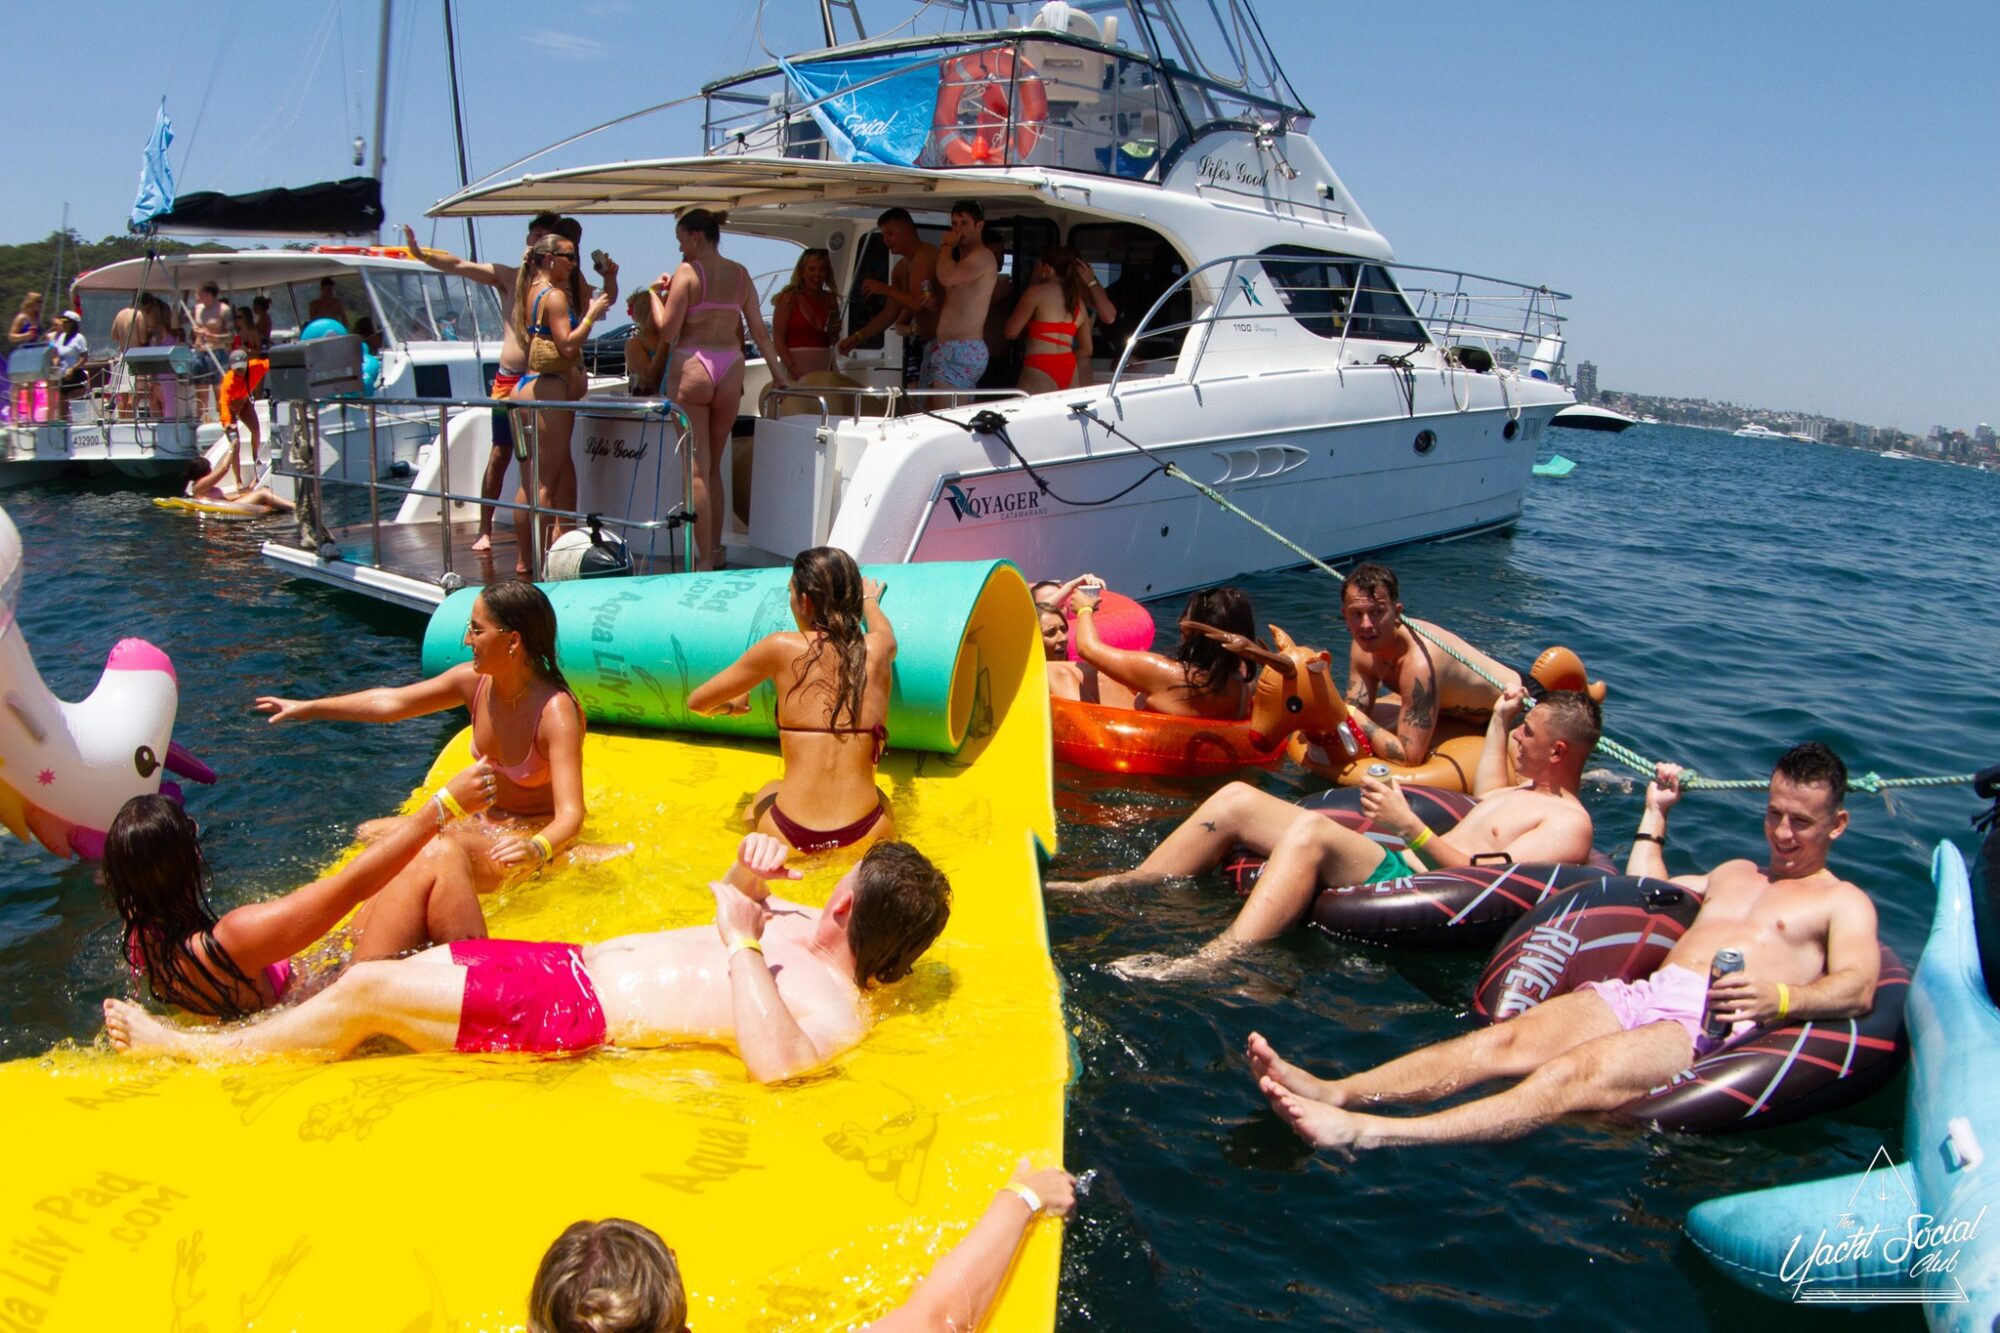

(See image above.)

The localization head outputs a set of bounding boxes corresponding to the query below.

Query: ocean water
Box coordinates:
[2,424,1996,1328]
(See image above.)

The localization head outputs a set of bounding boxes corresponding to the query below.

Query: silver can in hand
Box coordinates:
[1704,948,1746,1041]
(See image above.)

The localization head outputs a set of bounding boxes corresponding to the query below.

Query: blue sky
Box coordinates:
[7,0,1994,433]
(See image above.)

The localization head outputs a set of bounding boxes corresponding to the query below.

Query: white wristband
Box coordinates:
[1003,1182,1042,1216]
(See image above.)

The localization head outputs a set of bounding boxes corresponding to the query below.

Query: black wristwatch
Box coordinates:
[1632,831,1665,846]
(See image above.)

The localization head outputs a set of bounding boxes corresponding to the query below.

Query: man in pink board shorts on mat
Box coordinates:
[1248,742,1882,1153]
[106,834,951,1084]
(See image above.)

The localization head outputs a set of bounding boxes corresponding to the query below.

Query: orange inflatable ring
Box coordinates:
[1052,624,1348,777]
[934,48,1048,166]
[1288,644,1608,793]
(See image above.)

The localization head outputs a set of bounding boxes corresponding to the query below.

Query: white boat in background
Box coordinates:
[1731,422,1788,441]
[1550,404,1636,433]
[3,249,507,494]
[264,0,1576,610]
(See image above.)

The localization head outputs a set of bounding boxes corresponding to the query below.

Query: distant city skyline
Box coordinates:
[0,0,1991,434]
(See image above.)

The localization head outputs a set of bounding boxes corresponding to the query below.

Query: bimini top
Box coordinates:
[430,156,1052,221]
[74,249,432,294]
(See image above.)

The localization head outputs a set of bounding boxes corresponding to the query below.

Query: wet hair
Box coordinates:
[676,209,723,244]
[949,199,984,224]
[1774,741,1848,808]
[478,581,576,702]
[181,458,210,486]
[1029,579,1061,609]
[876,206,915,229]
[786,546,869,733]
[1341,562,1399,605]
[1176,585,1259,696]
[103,795,262,1019]
[845,841,953,987]
[1532,689,1602,756]
[528,1219,686,1333]
[1041,244,1087,319]
[528,211,563,238]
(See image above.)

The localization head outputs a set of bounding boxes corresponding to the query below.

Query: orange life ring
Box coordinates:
[933,48,1048,166]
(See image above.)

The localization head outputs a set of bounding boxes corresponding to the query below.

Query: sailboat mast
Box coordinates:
[442,0,478,260]
[370,0,394,237]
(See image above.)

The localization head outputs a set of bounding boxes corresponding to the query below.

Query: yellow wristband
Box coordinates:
[435,787,467,820]
[529,833,554,863]
[728,937,764,959]
[1405,826,1433,853]
[1776,982,1791,1021]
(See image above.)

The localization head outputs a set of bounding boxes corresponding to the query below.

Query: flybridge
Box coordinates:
[700,0,1307,180]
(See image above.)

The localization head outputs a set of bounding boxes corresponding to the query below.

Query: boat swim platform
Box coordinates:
[0,569,1064,1329]
[261,518,530,613]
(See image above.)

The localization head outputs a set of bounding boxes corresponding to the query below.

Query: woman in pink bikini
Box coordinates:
[687,547,896,853]
[255,581,587,886]
[104,764,497,1019]
[653,209,786,570]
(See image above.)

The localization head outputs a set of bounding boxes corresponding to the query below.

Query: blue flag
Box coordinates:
[779,55,940,167]
[129,99,176,232]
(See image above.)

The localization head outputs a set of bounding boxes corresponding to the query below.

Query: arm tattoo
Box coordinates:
[1404,673,1438,734]
[1201,820,1217,832]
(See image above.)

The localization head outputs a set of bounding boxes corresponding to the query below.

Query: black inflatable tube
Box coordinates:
[1474,874,1910,1134]
[1226,786,1601,950]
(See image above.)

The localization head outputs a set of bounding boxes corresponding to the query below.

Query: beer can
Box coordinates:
[1704,948,1746,1040]
[1366,763,1392,781]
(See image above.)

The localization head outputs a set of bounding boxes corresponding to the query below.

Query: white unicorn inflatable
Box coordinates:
[0,506,213,859]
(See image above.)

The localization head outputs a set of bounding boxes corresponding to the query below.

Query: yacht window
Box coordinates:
[1069,223,1190,367]
[372,271,496,344]
[287,276,369,334]
[1258,247,1427,345]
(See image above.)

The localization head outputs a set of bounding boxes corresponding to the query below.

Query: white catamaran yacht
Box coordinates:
[264,0,1575,608]
[30,249,509,492]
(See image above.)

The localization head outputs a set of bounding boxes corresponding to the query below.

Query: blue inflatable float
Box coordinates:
[1688,793,2000,1325]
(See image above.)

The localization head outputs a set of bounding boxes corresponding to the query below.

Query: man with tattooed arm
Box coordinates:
[1334,563,1524,767]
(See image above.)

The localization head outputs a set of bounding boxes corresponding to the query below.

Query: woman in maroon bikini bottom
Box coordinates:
[688,546,898,853]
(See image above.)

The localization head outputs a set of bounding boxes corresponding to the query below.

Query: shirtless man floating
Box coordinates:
[105,834,952,1084]
[1054,685,1599,979]
[1321,562,1524,769]
[1251,742,1880,1152]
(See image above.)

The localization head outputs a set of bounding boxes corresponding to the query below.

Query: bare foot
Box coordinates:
[1260,1076,1363,1157]
[470,533,493,553]
[1108,950,1223,982]
[104,998,197,1059]
[1247,1031,1333,1103]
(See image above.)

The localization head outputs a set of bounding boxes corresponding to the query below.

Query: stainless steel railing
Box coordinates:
[270,392,697,587]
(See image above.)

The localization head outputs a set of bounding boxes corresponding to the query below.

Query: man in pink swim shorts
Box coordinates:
[106,834,951,1084]
[1246,743,1884,1153]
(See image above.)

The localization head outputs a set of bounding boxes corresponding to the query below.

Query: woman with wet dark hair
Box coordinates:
[687,546,896,852]
[255,580,587,883]
[1061,576,1263,719]
[106,767,494,1018]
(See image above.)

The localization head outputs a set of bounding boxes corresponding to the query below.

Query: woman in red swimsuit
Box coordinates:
[254,581,587,886]
[687,546,897,853]
[1005,245,1094,394]
[104,764,496,1019]
[771,247,840,380]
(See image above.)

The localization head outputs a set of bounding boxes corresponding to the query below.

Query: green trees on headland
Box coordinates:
[0,230,230,319]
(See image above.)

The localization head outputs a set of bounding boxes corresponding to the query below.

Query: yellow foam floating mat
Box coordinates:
[0,566,1062,1329]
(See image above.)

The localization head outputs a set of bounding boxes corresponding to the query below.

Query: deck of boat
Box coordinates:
[325,517,529,584]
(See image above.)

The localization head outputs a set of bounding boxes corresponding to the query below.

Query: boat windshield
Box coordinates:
[366,270,506,345]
